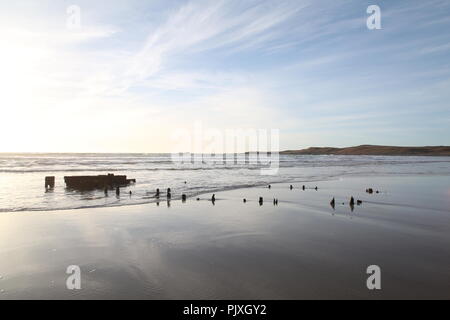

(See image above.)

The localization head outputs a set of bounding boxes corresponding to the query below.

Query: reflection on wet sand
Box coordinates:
[0,175,449,299]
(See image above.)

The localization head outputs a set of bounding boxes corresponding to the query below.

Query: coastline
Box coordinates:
[281,145,450,156]
[2,171,450,214]
[2,152,450,213]
[0,175,449,299]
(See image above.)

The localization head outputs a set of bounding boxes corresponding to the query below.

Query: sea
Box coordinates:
[1,153,450,212]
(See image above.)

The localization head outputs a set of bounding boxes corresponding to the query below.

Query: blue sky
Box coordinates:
[0,0,449,152]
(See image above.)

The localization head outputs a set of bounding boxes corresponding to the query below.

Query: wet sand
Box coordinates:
[0,175,449,299]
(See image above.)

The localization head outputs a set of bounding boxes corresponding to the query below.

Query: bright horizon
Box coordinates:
[1,0,450,153]
[0,144,449,155]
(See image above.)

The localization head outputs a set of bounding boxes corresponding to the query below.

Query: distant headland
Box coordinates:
[280,145,450,156]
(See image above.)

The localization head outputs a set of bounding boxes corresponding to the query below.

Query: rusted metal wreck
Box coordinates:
[64,173,136,190]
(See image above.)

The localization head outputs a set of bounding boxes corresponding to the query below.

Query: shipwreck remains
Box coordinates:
[64,173,136,190]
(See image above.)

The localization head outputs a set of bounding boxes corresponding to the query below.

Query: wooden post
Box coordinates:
[45,176,55,189]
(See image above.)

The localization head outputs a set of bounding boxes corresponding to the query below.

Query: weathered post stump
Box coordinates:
[45,176,55,189]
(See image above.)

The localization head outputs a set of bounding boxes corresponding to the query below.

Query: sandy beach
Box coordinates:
[2,0,450,308]
[0,174,449,299]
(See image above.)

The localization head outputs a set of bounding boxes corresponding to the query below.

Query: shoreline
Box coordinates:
[3,172,450,214]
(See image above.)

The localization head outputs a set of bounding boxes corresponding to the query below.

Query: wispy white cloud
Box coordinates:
[419,42,450,55]
[1,0,450,151]
[119,0,308,90]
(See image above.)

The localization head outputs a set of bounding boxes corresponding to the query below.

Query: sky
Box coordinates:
[0,0,449,153]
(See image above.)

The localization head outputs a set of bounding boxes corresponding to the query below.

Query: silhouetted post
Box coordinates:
[156,188,160,198]
[330,197,335,209]
[268,185,271,189]
[182,194,187,202]
[315,186,318,191]
[45,176,55,189]
[243,199,247,203]
[350,196,355,206]
[116,187,120,196]
[211,194,216,202]
[302,185,305,190]
[290,185,293,190]
[104,188,108,196]
[259,197,263,205]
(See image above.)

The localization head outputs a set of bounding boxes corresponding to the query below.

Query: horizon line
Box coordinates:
[1,144,450,154]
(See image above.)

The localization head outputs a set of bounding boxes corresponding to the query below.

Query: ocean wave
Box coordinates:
[0,181,281,213]
[2,157,450,173]
[1,154,450,213]
[0,166,270,173]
